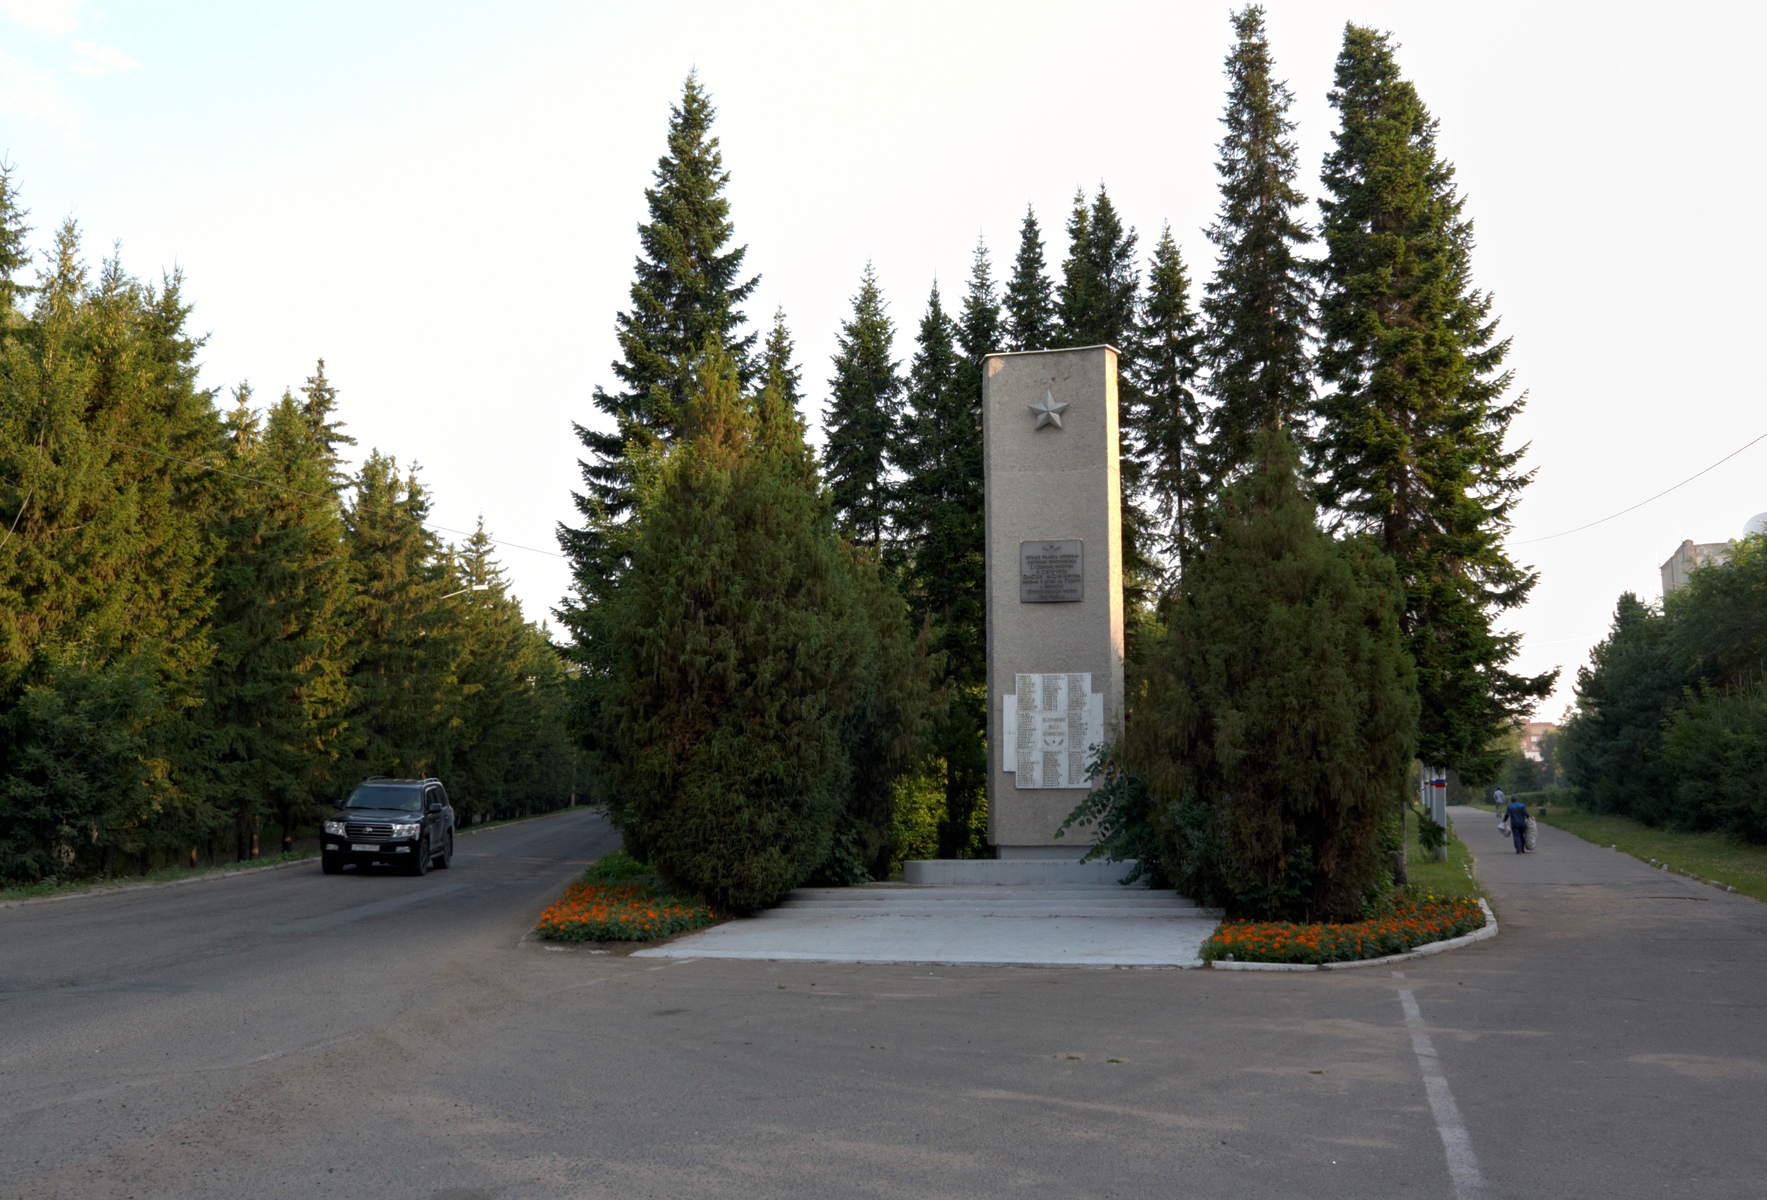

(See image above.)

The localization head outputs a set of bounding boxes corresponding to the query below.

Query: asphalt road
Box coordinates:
[3,805,1764,1199]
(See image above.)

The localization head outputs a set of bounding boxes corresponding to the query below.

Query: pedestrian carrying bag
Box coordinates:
[1524,818,1538,852]
[1499,816,1510,837]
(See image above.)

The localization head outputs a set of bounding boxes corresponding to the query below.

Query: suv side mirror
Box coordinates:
[427,801,443,814]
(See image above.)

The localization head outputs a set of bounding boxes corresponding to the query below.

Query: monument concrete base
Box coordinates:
[902,858,1140,886]
[632,882,1215,968]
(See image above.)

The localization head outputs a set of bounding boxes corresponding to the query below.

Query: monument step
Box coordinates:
[902,858,1149,886]
[778,886,1207,918]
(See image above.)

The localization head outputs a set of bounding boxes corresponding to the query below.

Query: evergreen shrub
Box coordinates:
[1121,430,1417,922]
[597,345,930,913]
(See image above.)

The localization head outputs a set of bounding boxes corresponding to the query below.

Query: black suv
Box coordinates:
[321,778,455,875]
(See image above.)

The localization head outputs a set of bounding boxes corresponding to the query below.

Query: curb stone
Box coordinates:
[1209,898,1497,972]
[0,854,318,910]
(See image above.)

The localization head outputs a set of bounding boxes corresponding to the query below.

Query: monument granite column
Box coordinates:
[983,346,1124,859]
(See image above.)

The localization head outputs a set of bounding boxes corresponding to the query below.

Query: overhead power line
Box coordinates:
[1519,430,1767,545]
[85,433,566,559]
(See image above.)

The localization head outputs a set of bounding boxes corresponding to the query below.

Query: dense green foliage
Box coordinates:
[1562,537,1767,840]
[893,278,989,857]
[0,190,574,884]
[1314,24,1551,781]
[596,345,932,911]
[1119,432,1417,921]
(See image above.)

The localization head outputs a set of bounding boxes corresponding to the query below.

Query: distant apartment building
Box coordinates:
[1660,539,1732,595]
[1660,511,1766,596]
[1520,721,1555,762]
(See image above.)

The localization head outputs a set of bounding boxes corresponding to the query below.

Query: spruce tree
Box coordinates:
[1315,24,1553,781]
[1202,5,1315,488]
[894,281,988,856]
[1558,594,1680,823]
[822,263,899,547]
[1055,186,1155,620]
[570,73,758,521]
[1127,430,1416,920]
[758,307,805,416]
[1137,225,1206,582]
[559,72,758,667]
[344,453,460,779]
[0,162,31,316]
[0,226,225,875]
[1003,206,1055,352]
[754,306,811,460]
[449,522,573,823]
[1055,188,1139,351]
[205,384,353,854]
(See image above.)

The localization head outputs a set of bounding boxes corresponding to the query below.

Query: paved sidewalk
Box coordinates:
[634,882,1218,967]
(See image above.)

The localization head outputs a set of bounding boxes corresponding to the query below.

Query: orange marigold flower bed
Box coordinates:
[535,882,715,942]
[1201,889,1485,965]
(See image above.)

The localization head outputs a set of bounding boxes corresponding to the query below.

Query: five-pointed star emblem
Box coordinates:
[1027,390,1069,430]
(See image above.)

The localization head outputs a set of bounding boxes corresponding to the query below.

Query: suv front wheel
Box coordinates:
[434,832,452,870]
[412,835,431,876]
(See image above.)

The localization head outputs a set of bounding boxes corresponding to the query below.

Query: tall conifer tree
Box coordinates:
[560,73,758,633]
[570,73,757,519]
[1202,6,1315,488]
[1314,24,1552,781]
[1003,206,1055,352]
[758,307,805,417]
[0,163,31,316]
[1137,225,1206,582]
[345,454,460,779]
[822,264,899,547]
[1055,186,1155,617]
[205,384,353,854]
[895,280,989,856]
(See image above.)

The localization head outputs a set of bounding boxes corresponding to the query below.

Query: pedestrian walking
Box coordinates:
[1506,797,1530,854]
[1494,787,1506,824]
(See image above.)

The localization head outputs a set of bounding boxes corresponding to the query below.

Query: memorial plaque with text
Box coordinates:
[1019,540,1083,603]
[1000,672,1104,788]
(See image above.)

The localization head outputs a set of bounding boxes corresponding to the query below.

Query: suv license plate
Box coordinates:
[351,844,377,852]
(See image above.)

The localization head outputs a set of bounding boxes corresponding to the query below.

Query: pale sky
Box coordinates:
[4,1,1764,722]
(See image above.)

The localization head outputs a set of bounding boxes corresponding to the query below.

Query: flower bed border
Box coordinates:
[535,881,717,943]
[1210,898,1496,971]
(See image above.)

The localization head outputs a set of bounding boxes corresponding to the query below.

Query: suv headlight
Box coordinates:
[392,822,421,839]
[323,819,346,835]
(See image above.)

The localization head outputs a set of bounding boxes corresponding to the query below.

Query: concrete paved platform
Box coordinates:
[633,882,1217,967]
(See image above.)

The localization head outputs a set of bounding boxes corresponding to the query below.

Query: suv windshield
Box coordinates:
[343,783,425,812]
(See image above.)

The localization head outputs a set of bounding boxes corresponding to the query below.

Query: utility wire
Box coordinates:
[85,433,567,559]
[1519,430,1767,545]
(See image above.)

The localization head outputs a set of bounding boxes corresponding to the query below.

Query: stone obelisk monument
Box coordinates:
[983,346,1125,858]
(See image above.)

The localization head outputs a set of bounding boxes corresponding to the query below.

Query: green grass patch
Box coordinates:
[1535,807,1767,902]
[0,850,319,905]
[534,851,717,942]
[1403,806,1482,897]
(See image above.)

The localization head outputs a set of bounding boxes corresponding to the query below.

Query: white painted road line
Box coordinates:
[1396,973,1485,1200]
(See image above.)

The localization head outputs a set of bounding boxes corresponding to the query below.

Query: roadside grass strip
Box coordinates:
[535,882,715,942]
[1202,889,1486,966]
[1536,807,1767,903]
